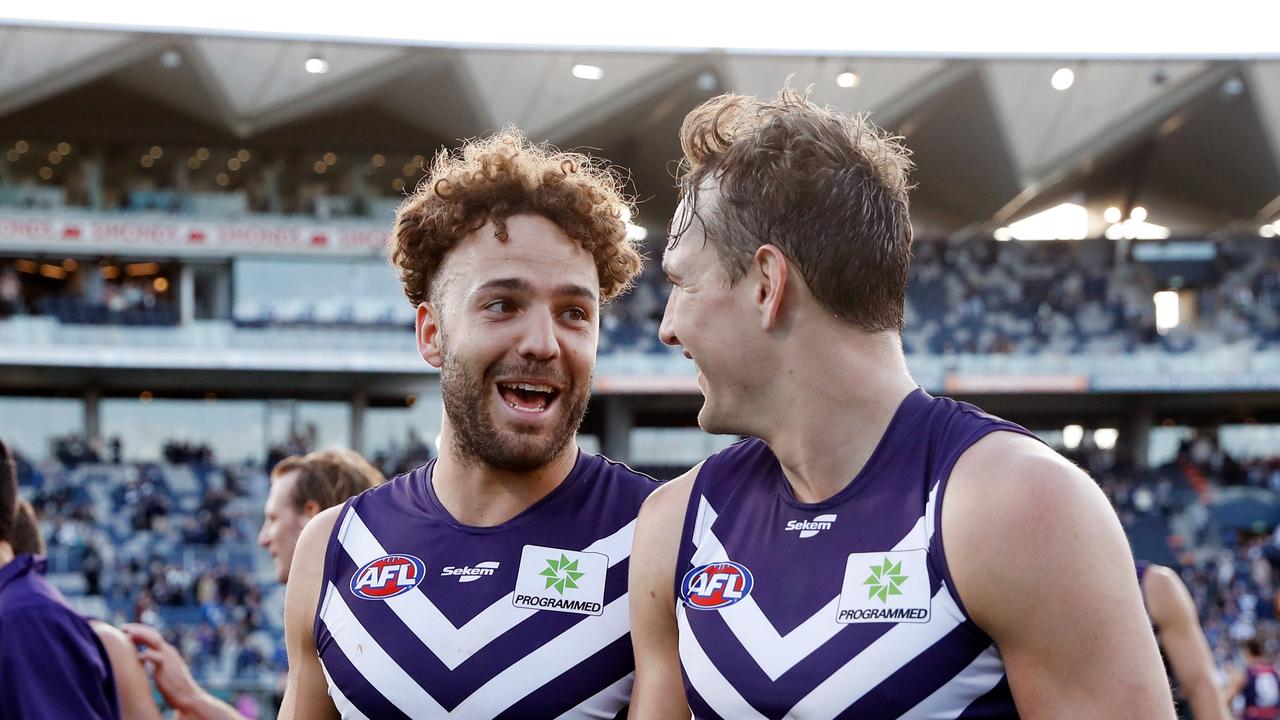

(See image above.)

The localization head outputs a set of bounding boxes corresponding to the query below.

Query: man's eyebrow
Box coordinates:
[470,277,597,303]
[555,284,597,303]
[470,277,531,297]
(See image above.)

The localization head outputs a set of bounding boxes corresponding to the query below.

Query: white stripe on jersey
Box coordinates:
[555,673,635,720]
[679,584,966,719]
[321,582,450,716]
[452,594,631,718]
[321,656,372,720]
[787,585,965,716]
[903,644,1006,719]
[677,603,769,720]
[682,497,932,681]
[334,508,637,670]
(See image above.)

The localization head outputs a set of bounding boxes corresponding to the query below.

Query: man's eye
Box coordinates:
[485,300,515,313]
[562,307,588,322]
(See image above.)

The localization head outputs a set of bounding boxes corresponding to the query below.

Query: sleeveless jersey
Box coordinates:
[315,451,658,718]
[1244,664,1280,720]
[675,388,1037,719]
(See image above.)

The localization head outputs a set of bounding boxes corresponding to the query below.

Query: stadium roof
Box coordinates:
[1,17,1278,238]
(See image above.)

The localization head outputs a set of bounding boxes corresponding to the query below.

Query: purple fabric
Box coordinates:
[315,451,657,717]
[0,554,121,720]
[675,388,1037,719]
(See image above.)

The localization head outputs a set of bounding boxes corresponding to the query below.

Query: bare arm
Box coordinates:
[278,504,342,720]
[1144,565,1231,720]
[945,433,1175,719]
[120,623,242,720]
[628,467,698,720]
[91,620,165,720]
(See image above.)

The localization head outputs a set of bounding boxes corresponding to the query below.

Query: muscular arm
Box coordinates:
[944,433,1174,719]
[628,467,698,720]
[1144,565,1231,720]
[120,623,242,720]
[90,621,165,720]
[278,504,341,720]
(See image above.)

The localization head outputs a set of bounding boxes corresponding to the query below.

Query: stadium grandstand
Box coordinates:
[1,12,1279,716]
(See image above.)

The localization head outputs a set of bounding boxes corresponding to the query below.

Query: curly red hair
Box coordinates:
[389,128,643,307]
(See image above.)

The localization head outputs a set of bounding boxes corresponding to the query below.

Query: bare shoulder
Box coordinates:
[638,464,701,530]
[89,619,134,658]
[1142,564,1193,625]
[88,614,128,648]
[942,431,1128,627]
[286,504,344,621]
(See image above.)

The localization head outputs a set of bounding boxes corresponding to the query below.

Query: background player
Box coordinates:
[0,439,121,720]
[1139,560,1232,719]
[10,498,165,720]
[1226,639,1280,720]
[279,129,656,718]
[629,89,1173,718]
[123,448,385,719]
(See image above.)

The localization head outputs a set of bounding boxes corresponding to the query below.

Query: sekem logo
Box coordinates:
[784,513,838,539]
[351,554,426,600]
[441,561,500,583]
[680,561,754,610]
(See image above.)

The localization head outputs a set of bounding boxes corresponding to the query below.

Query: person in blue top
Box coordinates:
[0,438,121,720]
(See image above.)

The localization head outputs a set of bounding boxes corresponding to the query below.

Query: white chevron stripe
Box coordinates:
[320,583,449,716]
[677,604,768,720]
[452,594,632,717]
[554,672,635,720]
[903,644,1006,719]
[334,508,636,670]
[677,585,968,719]
[321,657,372,720]
[682,495,932,681]
[787,585,965,717]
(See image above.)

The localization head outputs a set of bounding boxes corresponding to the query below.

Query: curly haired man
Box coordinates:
[280,129,659,719]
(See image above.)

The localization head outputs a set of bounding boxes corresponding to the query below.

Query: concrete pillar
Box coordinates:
[83,389,101,445]
[179,264,195,325]
[602,396,633,464]
[1127,404,1155,471]
[350,391,367,454]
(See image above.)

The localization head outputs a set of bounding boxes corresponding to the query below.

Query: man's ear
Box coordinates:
[417,302,444,368]
[753,244,789,330]
[302,499,322,520]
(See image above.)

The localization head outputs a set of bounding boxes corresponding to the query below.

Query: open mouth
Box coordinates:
[496,381,560,414]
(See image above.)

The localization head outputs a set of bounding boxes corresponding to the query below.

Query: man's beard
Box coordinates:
[439,345,590,473]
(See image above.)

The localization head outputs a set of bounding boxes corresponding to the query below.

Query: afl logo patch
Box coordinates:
[351,554,425,600]
[680,562,754,610]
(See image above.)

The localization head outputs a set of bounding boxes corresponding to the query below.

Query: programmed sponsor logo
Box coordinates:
[680,562,754,610]
[350,554,426,600]
[785,513,838,539]
[512,545,608,616]
[440,561,500,583]
[836,549,930,624]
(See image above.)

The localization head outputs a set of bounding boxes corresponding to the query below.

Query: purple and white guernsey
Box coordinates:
[675,388,1038,719]
[315,451,658,718]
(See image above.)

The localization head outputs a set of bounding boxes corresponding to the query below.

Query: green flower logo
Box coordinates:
[863,557,907,603]
[540,554,584,595]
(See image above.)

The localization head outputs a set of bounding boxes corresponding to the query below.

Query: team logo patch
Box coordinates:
[680,562,754,610]
[350,554,426,600]
[836,549,930,624]
[512,545,608,616]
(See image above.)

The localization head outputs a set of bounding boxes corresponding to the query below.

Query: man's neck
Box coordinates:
[0,542,13,568]
[755,330,917,504]
[432,438,580,527]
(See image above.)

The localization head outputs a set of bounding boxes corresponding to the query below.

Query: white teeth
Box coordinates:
[506,382,553,393]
